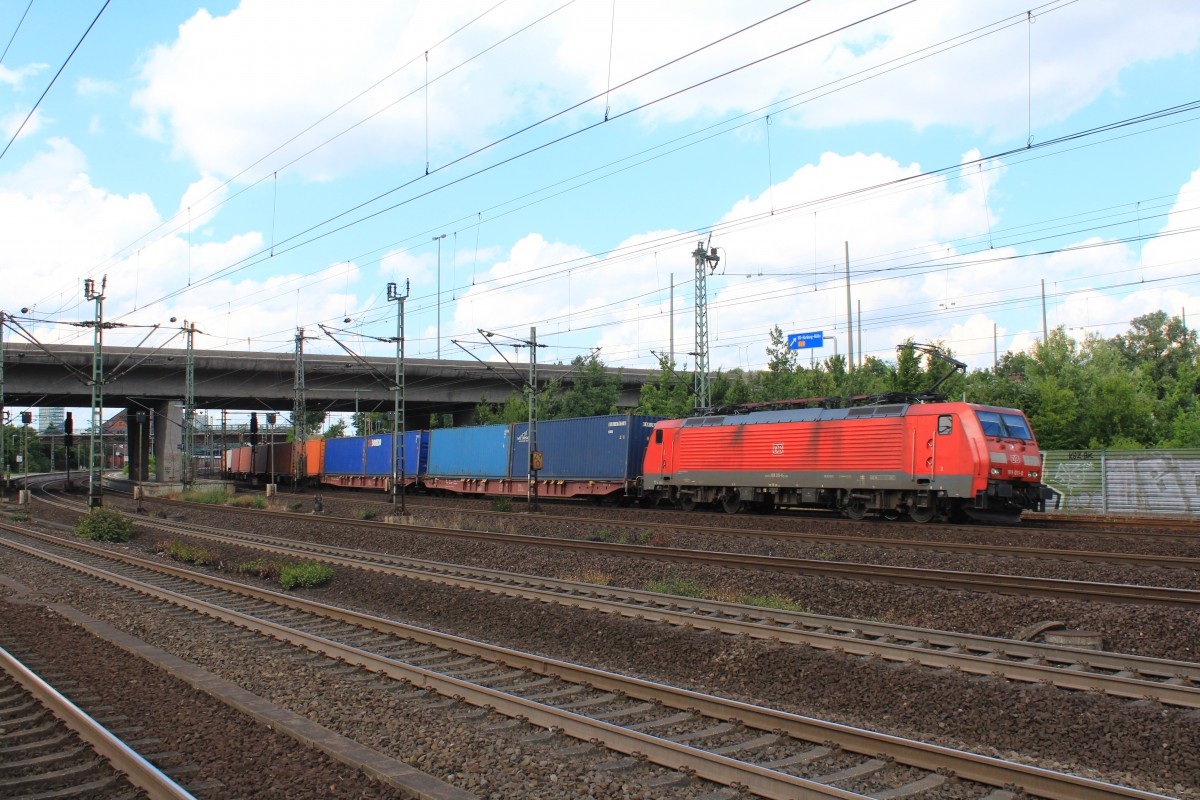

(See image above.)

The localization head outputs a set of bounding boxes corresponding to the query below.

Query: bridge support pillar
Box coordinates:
[126,404,151,482]
[152,400,184,483]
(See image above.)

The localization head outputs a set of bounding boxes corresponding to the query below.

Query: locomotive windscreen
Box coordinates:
[976,410,1033,441]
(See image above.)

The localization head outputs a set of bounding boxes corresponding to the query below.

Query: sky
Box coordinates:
[3,0,1200,425]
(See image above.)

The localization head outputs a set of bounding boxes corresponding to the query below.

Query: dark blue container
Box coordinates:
[362,432,428,477]
[427,424,511,478]
[509,414,663,480]
[323,436,366,475]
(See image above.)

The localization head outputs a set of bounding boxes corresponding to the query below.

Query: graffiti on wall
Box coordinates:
[1044,450,1200,516]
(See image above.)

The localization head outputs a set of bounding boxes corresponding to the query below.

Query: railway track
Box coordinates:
[38,490,1200,709]
[86,486,1200,608]
[0,641,196,800]
[238,483,1200,559]
[0,522,1178,800]
[303,485,1200,543]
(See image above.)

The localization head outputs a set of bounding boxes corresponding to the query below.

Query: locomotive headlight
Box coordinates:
[1029,471,1038,479]
[990,467,1001,476]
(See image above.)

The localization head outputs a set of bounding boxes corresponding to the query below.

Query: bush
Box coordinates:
[181,488,231,505]
[490,498,513,512]
[76,507,133,543]
[230,495,268,509]
[238,558,281,580]
[279,560,333,590]
[160,539,219,566]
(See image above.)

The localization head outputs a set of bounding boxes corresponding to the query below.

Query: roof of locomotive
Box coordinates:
[681,403,912,427]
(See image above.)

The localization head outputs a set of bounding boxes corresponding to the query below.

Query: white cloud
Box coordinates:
[129,1,1200,183]
[0,62,45,89]
[75,77,117,95]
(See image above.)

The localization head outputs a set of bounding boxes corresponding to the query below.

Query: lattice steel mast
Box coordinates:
[691,239,720,409]
[84,278,107,508]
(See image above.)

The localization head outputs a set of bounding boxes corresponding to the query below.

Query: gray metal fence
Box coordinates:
[1040,449,1200,518]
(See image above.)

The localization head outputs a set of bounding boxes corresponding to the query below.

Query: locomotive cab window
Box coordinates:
[976,410,1033,441]
[937,415,953,435]
[655,429,663,444]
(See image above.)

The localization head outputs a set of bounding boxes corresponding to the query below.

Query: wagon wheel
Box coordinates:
[678,495,697,512]
[907,505,936,524]
[721,494,743,515]
[843,499,869,520]
[881,509,901,521]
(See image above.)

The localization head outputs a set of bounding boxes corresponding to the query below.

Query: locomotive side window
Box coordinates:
[937,415,953,435]
[655,429,663,444]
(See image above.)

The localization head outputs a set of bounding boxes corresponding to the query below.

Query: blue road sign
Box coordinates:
[787,331,824,349]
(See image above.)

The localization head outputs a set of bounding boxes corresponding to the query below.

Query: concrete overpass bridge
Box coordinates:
[1,342,659,483]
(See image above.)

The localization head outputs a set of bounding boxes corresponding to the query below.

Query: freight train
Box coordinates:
[223,403,1055,523]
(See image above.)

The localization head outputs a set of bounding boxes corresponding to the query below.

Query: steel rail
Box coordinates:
[83,488,1200,607]
[126,486,1200,565]
[0,524,1178,800]
[288,483,1200,542]
[56,501,1200,708]
[0,644,198,800]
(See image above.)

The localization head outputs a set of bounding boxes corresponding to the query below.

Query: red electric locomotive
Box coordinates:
[642,401,1053,523]
[640,346,1056,523]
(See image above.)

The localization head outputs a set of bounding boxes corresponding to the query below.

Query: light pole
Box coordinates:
[134,412,147,513]
[20,410,30,507]
[266,412,277,493]
[433,234,446,360]
[387,280,409,512]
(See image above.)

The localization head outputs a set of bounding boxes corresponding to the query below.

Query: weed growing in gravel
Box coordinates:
[160,540,219,566]
[279,560,333,589]
[8,512,30,522]
[76,507,133,543]
[181,488,231,505]
[737,594,808,612]
[238,558,281,580]
[285,501,304,512]
[647,571,706,598]
[490,498,513,512]
[814,551,837,561]
[595,529,655,545]
[355,508,377,520]
[566,570,612,586]
[230,495,268,509]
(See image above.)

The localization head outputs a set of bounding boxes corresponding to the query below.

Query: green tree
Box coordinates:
[323,419,347,439]
[475,393,530,425]
[636,356,694,418]
[540,354,621,419]
[893,340,925,395]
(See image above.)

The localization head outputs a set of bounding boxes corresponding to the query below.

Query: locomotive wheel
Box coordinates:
[678,495,697,512]
[907,505,936,523]
[844,500,868,520]
[721,494,743,514]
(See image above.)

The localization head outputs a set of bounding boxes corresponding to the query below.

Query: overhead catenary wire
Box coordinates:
[113,0,895,313]
[0,0,110,164]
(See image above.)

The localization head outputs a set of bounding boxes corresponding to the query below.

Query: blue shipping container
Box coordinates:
[427,425,511,478]
[509,414,663,480]
[362,431,428,477]
[324,436,366,475]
